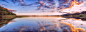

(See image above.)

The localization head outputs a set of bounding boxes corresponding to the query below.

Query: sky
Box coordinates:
[0,0,86,15]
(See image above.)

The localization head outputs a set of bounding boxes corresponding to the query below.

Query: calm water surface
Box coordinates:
[0,17,86,32]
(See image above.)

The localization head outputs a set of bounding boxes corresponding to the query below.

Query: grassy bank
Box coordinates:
[16,15,29,18]
[0,15,30,19]
[0,15,16,19]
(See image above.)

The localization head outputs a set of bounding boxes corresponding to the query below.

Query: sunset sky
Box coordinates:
[0,0,86,15]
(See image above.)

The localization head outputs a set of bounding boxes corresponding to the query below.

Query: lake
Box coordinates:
[0,17,86,32]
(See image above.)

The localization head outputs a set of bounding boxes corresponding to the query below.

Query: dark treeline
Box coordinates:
[62,11,86,20]
[0,6,16,15]
[0,6,16,27]
[0,18,14,27]
[0,6,16,18]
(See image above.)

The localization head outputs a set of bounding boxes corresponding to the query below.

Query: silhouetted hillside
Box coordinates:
[62,11,86,21]
[0,6,16,15]
[0,6,16,18]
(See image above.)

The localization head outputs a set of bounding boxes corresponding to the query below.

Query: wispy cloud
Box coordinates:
[4,8,17,12]
[0,4,6,6]
[1,0,9,3]
[1,0,84,11]
[26,0,84,11]
[0,0,85,13]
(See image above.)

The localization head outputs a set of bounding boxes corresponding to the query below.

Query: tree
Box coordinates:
[0,6,16,15]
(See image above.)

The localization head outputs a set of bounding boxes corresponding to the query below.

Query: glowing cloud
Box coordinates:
[0,0,85,12]
[4,8,16,12]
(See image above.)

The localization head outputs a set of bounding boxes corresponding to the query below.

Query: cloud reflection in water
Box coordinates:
[0,17,85,32]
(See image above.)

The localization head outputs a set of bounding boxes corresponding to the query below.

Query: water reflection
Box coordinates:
[0,17,86,32]
[0,19,14,28]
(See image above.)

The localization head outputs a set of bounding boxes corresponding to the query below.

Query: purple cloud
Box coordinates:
[1,0,84,11]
